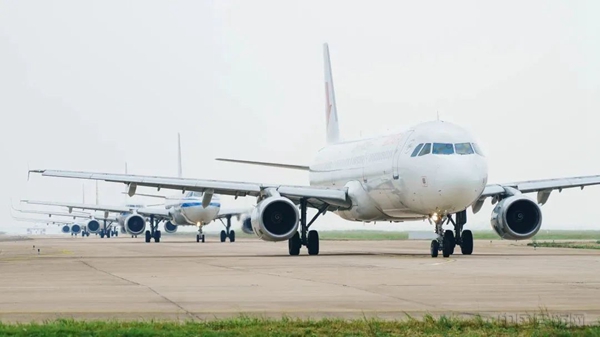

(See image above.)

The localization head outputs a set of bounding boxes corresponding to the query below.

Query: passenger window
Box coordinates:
[432,143,454,155]
[455,143,474,155]
[411,143,424,157]
[472,143,484,156]
[418,143,431,156]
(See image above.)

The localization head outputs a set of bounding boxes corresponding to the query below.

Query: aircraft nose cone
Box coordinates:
[435,159,486,211]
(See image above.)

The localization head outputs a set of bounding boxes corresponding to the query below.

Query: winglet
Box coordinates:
[28,169,44,181]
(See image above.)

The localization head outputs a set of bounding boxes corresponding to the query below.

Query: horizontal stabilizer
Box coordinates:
[215,158,309,171]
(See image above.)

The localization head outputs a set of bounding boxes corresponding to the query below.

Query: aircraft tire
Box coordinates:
[145,230,151,243]
[220,230,226,242]
[307,230,319,255]
[288,232,300,256]
[444,230,455,255]
[229,230,235,243]
[430,240,439,258]
[461,230,473,255]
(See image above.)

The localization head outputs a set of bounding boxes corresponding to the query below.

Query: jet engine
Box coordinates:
[61,225,71,233]
[124,214,146,236]
[241,217,252,235]
[86,219,101,234]
[71,224,82,235]
[164,221,178,234]
[251,196,299,241]
[491,195,542,240]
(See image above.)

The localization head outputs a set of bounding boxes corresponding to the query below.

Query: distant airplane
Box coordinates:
[13,215,87,236]
[31,43,600,257]
[25,134,251,243]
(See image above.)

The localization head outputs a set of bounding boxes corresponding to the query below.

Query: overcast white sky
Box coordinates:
[1,1,599,234]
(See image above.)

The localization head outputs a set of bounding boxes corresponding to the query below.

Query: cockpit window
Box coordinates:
[432,143,454,155]
[455,143,474,155]
[411,143,424,157]
[472,143,484,156]
[418,143,431,156]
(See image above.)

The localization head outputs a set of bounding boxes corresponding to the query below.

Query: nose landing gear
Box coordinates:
[430,210,473,258]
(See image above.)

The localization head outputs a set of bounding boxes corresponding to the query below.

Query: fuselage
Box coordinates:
[308,121,488,221]
[165,192,221,226]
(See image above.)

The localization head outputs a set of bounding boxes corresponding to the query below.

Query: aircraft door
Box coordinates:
[392,130,414,180]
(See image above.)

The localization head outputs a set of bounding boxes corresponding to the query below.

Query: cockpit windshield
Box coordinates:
[454,143,474,155]
[432,143,454,155]
[185,191,202,198]
[410,142,483,157]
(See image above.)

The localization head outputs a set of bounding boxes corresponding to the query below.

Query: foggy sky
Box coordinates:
[1,1,599,234]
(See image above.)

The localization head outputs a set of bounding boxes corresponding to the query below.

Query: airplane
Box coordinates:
[11,204,119,238]
[125,134,253,242]
[13,215,87,236]
[25,135,251,243]
[29,43,600,257]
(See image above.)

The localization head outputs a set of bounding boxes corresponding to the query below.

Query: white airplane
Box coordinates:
[120,134,252,242]
[11,204,119,237]
[29,43,600,257]
[13,215,87,236]
[25,135,251,243]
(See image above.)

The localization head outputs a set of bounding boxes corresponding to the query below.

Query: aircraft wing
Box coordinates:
[473,175,600,213]
[21,200,133,213]
[20,200,171,219]
[13,216,75,225]
[29,170,352,211]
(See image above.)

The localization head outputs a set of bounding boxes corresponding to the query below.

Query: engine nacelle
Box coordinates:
[241,217,252,235]
[61,225,71,233]
[124,214,146,236]
[491,195,542,240]
[71,224,82,235]
[163,221,178,234]
[251,196,299,241]
[86,219,101,234]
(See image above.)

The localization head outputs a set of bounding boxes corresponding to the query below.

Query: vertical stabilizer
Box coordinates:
[177,133,183,178]
[323,43,340,144]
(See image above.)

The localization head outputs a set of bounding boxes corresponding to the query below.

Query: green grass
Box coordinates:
[527,241,600,250]
[167,230,600,241]
[0,315,597,336]
[318,230,600,241]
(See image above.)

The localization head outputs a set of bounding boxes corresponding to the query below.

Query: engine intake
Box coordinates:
[124,214,146,236]
[164,221,178,234]
[71,224,82,235]
[491,195,542,240]
[251,196,299,241]
[61,225,70,233]
[86,219,101,234]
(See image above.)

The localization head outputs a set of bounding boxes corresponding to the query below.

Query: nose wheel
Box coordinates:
[430,210,473,257]
[196,224,205,243]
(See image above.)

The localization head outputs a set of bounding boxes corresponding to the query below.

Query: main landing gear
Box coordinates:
[145,216,161,243]
[196,224,205,243]
[288,199,327,256]
[219,215,236,243]
[430,210,473,258]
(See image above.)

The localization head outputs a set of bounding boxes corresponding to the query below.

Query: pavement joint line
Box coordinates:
[77,260,200,321]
